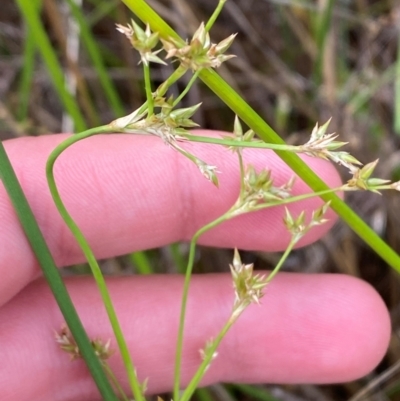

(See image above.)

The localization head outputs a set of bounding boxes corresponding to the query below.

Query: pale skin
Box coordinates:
[0,131,391,401]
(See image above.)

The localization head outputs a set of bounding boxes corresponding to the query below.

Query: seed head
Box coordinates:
[55,325,113,361]
[302,119,362,173]
[162,22,236,70]
[116,21,165,66]
[230,249,268,314]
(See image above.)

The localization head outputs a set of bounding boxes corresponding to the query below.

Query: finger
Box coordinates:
[0,273,389,401]
[0,133,341,306]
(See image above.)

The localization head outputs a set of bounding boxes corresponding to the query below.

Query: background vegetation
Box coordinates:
[2,0,400,400]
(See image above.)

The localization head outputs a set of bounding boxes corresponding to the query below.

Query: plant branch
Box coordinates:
[122,0,400,273]
[0,141,119,401]
[46,126,146,401]
[173,211,232,401]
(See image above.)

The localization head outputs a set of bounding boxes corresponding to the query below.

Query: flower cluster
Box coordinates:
[55,325,113,362]
[113,20,239,188]
[300,119,361,173]
[111,101,219,186]
[222,115,259,153]
[199,338,218,363]
[116,21,165,66]
[230,248,268,316]
[283,202,330,243]
[162,22,236,71]
[344,159,400,193]
[231,166,296,216]
[300,120,400,195]
[116,20,236,72]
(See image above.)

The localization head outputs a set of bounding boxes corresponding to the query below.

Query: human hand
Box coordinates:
[0,132,390,401]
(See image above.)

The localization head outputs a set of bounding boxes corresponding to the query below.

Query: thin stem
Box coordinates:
[173,211,232,401]
[183,134,301,151]
[248,187,344,213]
[156,64,188,98]
[102,362,130,401]
[16,0,87,131]
[265,238,297,283]
[173,70,201,107]
[143,63,154,116]
[46,126,146,401]
[395,25,400,134]
[180,225,303,401]
[173,184,345,401]
[180,317,233,401]
[0,141,119,400]
[125,0,400,273]
[205,0,227,32]
[237,151,246,203]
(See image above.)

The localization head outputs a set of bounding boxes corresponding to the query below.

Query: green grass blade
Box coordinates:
[0,141,118,401]
[170,243,187,274]
[15,0,87,131]
[395,28,400,135]
[347,64,397,115]
[122,0,400,273]
[65,0,125,118]
[195,388,214,401]
[86,0,119,26]
[313,0,335,85]
[17,30,35,122]
[227,384,281,401]
[16,0,41,123]
[129,251,153,274]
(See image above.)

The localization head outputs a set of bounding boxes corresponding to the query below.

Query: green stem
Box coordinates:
[0,141,119,401]
[172,184,345,400]
[248,187,343,213]
[313,0,335,86]
[173,212,232,401]
[266,239,296,283]
[173,70,201,107]
[180,226,301,401]
[102,362,130,401]
[15,0,87,131]
[156,65,188,97]
[46,126,145,401]
[183,134,301,151]
[180,317,233,401]
[237,151,246,203]
[205,0,227,32]
[17,0,40,122]
[143,63,154,115]
[395,26,400,135]
[124,0,400,273]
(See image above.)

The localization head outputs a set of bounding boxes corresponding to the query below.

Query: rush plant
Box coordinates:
[2,1,400,401]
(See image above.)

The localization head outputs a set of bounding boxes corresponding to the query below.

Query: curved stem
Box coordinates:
[0,140,119,401]
[46,126,145,401]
